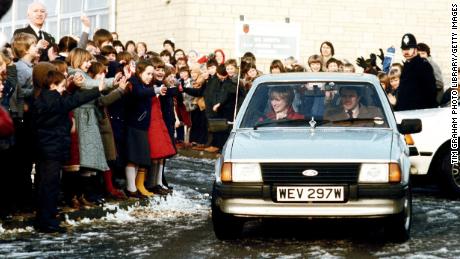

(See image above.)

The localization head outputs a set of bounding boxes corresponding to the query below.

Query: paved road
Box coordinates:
[1,156,459,258]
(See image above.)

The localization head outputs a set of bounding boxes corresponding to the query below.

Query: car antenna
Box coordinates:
[233,57,242,123]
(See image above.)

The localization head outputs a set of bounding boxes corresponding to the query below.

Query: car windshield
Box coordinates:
[240,81,389,129]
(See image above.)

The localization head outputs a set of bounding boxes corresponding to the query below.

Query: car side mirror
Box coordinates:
[397,119,422,134]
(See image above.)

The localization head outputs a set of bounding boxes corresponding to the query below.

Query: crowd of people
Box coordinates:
[0,2,450,233]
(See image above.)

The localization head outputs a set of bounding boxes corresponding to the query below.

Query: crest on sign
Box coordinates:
[243,24,250,34]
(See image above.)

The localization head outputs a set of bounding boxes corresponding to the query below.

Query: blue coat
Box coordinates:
[125,76,158,130]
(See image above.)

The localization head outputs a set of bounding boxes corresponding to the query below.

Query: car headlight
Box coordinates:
[220,162,262,183]
[358,163,402,183]
[359,164,389,183]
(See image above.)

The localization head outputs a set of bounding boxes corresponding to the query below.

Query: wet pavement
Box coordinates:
[1,155,460,258]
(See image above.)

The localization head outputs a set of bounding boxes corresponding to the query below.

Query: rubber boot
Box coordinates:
[136,168,154,197]
[103,170,127,199]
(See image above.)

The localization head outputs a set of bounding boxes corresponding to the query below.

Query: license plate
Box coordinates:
[277,186,344,202]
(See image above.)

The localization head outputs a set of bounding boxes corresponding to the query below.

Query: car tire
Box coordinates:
[438,148,460,197]
[211,185,244,240]
[385,186,412,243]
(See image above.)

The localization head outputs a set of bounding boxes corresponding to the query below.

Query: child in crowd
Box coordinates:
[12,32,40,211]
[49,60,85,208]
[177,66,193,146]
[146,65,177,195]
[225,59,238,79]
[105,51,136,187]
[153,58,178,193]
[175,57,188,72]
[242,62,259,91]
[113,40,124,53]
[32,69,106,233]
[160,50,173,68]
[214,49,226,65]
[68,48,124,203]
[187,49,199,67]
[174,49,186,66]
[56,36,77,62]
[12,32,38,114]
[209,64,244,152]
[387,69,400,107]
[307,54,322,72]
[163,39,175,56]
[101,45,117,62]
[284,56,297,72]
[188,65,208,149]
[125,60,167,197]
[181,59,220,152]
[270,59,285,73]
[85,40,98,56]
[342,63,355,73]
[320,41,335,71]
[125,40,136,56]
[377,72,390,91]
[136,42,147,59]
[88,61,128,200]
[326,58,340,72]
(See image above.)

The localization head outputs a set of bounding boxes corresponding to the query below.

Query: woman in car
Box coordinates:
[258,86,304,122]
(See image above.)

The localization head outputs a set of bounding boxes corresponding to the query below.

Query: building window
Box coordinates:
[0,0,112,42]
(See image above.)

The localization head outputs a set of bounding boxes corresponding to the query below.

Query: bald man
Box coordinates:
[13,2,55,61]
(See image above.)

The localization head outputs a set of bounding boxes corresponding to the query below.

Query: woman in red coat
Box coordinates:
[258,86,304,122]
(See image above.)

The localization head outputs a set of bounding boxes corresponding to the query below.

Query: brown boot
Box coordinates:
[78,195,95,208]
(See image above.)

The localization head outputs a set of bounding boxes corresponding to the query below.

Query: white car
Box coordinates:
[395,104,459,196]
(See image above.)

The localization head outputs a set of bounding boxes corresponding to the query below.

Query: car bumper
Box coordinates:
[214,183,408,218]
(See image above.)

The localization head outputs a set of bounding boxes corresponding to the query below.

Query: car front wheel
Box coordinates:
[211,186,244,240]
[385,187,412,243]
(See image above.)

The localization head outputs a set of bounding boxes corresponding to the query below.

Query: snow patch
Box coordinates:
[0,226,34,235]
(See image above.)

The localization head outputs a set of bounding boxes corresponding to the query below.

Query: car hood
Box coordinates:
[229,128,394,162]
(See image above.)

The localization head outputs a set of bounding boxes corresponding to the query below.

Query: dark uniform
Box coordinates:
[14,25,55,62]
[395,33,438,111]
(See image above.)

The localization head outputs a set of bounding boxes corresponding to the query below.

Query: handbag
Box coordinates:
[207,118,229,133]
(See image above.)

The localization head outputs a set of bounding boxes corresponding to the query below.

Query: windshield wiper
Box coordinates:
[253,118,330,130]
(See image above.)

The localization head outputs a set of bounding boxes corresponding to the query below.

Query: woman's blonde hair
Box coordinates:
[269,86,295,106]
[67,48,93,69]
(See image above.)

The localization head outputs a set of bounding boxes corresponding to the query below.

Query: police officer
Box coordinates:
[395,33,438,111]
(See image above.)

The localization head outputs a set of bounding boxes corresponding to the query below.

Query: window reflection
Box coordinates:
[61,0,83,14]
[0,0,110,40]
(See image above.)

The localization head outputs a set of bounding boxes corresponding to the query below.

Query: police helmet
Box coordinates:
[401,33,417,49]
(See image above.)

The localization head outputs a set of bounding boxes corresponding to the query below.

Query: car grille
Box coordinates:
[260,163,360,184]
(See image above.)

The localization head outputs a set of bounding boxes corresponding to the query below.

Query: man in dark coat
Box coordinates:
[395,33,438,111]
[13,2,55,62]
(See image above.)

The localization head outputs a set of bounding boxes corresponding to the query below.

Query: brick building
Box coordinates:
[0,0,452,85]
[116,0,451,85]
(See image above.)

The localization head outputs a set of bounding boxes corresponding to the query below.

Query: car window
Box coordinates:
[240,81,389,128]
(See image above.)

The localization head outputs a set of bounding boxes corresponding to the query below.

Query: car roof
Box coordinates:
[253,72,380,85]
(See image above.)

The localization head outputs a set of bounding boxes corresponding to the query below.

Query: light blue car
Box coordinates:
[212,72,421,242]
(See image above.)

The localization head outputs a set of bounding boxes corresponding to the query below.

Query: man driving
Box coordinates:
[324,86,383,125]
